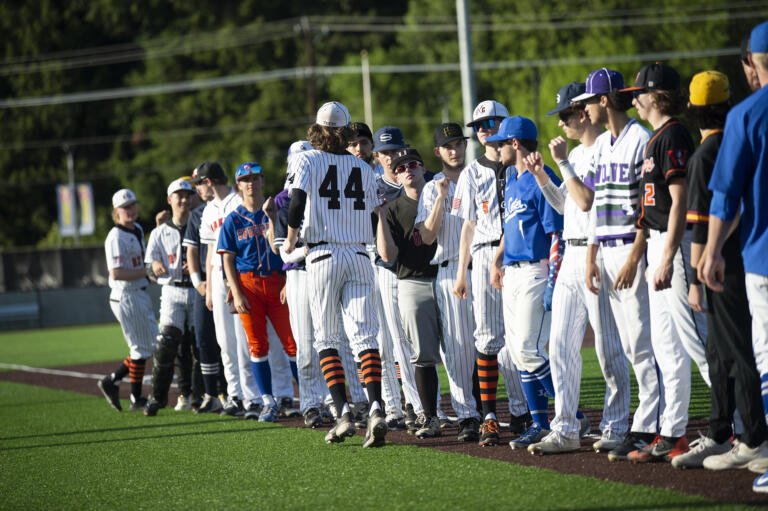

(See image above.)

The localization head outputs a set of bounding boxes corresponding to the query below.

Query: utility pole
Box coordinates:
[456,0,478,162]
[63,144,79,246]
[361,50,373,128]
[301,17,316,117]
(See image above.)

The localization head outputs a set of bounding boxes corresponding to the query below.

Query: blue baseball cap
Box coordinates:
[373,126,406,152]
[546,82,586,116]
[485,115,537,142]
[751,21,768,53]
[571,68,625,102]
[235,162,263,181]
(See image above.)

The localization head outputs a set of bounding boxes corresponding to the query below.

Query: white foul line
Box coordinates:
[0,362,162,386]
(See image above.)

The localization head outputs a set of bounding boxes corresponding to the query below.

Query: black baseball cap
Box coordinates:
[546,82,586,116]
[433,123,469,147]
[621,62,680,92]
[191,161,226,184]
[349,122,373,141]
[391,148,423,170]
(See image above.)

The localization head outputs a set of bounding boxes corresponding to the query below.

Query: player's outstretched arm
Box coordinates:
[549,137,594,211]
[376,200,398,263]
[453,219,475,299]
[419,178,449,245]
[110,267,150,281]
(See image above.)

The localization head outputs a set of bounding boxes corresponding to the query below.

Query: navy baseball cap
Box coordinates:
[485,115,537,142]
[621,63,680,92]
[752,21,768,53]
[571,68,625,102]
[373,126,406,152]
[546,82,586,116]
[235,162,263,181]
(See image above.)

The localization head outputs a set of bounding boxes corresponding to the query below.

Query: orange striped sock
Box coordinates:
[319,349,347,415]
[128,358,146,399]
[477,353,498,417]
[360,349,382,407]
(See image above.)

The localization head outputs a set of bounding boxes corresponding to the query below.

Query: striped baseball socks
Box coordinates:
[128,358,146,400]
[520,361,554,429]
[359,349,383,409]
[477,353,499,418]
[319,349,348,415]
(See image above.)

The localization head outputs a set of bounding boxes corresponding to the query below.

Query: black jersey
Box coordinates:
[686,130,743,274]
[385,194,438,280]
[635,118,694,231]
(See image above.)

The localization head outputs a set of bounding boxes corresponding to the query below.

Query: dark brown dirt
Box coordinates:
[1,360,765,507]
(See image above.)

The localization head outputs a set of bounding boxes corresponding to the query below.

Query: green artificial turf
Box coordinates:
[0,382,738,511]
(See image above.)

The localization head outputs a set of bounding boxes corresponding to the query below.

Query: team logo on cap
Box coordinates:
[379,133,392,142]
[443,125,459,137]
[556,93,561,104]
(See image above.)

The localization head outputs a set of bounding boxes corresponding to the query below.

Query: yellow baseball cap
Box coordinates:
[689,71,730,106]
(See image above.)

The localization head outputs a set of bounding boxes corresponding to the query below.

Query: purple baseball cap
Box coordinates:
[571,68,625,102]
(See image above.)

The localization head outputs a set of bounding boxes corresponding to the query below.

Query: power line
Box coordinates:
[0,47,740,109]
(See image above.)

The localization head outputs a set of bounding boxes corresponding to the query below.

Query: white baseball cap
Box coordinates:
[112,188,137,208]
[167,178,194,197]
[466,100,509,127]
[316,101,350,127]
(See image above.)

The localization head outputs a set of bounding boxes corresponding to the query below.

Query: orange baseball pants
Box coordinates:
[237,271,297,359]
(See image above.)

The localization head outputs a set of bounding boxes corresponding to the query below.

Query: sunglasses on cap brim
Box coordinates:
[395,160,422,174]
[237,169,263,181]
[472,118,502,131]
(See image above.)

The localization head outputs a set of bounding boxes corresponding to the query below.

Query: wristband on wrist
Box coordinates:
[557,159,576,182]
[689,269,701,286]
[191,272,202,288]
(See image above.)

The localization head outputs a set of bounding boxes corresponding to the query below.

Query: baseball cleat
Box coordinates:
[386,416,407,431]
[404,403,417,431]
[277,397,301,418]
[628,435,689,463]
[439,416,457,430]
[352,402,369,429]
[457,417,481,442]
[607,432,655,462]
[258,403,279,423]
[593,433,623,453]
[194,394,223,414]
[748,457,768,475]
[97,376,122,412]
[528,432,580,455]
[220,396,245,417]
[362,410,388,448]
[174,395,192,411]
[578,415,591,439]
[127,395,147,412]
[508,412,533,435]
[479,419,500,447]
[703,440,768,470]
[754,470,768,493]
[243,402,262,420]
[671,434,730,469]
[325,412,356,444]
[509,423,550,450]
[143,398,162,417]
[416,416,442,439]
[304,408,323,429]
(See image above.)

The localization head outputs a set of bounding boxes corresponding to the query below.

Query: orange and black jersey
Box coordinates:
[686,130,743,273]
[635,118,694,231]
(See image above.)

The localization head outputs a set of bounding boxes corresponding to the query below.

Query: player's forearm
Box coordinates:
[537,179,566,215]
[627,230,647,265]
[690,242,704,269]
[492,235,505,268]
[287,226,299,246]
[457,219,475,275]
[662,181,686,263]
[704,217,733,259]
[586,243,599,265]
[187,247,201,274]
[221,254,241,294]
[564,180,594,212]
[265,226,278,255]
[420,204,444,245]
[376,213,398,263]
[205,244,214,294]
[110,268,148,281]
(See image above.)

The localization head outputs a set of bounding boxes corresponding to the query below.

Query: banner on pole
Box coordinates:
[56,182,95,237]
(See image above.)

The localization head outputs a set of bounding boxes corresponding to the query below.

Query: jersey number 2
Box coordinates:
[643,183,656,206]
[319,165,365,210]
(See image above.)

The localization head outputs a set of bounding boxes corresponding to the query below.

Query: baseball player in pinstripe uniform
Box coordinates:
[573,68,661,461]
[486,116,564,450]
[285,101,388,447]
[416,123,482,441]
[451,100,529,446]
[143,179,197,416]
[269,141,369,427]
[98,189,156,412]
[527,83,630,455]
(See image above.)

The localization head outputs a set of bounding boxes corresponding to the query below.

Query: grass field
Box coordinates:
[0,324,735,510]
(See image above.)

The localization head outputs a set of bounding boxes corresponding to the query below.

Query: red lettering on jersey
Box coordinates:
[168,254,176,265]
[643,183,656,206]
[131,256,141,267]
[641,157,655,175]
[667,149,689,168]
[210,218,223,232]
[452,197,461,210]
[482,201,489,214]
[413,230,423,246]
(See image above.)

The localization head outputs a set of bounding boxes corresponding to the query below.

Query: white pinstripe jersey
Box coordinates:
[451,156,506,251]
[200,188,241,269]
[293,149,380,245]
[105,223,149,291]
[145,221,189,286]
[415,172,462,264]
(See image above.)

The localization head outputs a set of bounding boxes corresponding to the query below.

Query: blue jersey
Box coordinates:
[502,165,563,264]
[217,205,284,274]
[709,85,768,277]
